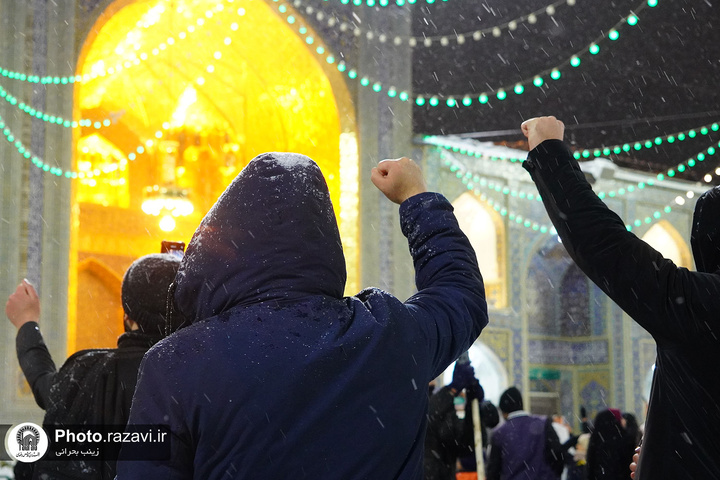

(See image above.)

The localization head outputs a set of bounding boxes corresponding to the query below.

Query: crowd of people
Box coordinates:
[5,117,719,479]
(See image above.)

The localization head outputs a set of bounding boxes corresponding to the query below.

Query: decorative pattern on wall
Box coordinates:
[560,264,591,337]
[527,239,574,335]
[528,339,609,365]
[579,372,612,419]
[478,328,512,378]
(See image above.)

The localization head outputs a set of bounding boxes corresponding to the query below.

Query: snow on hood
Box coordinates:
[173,152,347,323]
[691,185,720,274]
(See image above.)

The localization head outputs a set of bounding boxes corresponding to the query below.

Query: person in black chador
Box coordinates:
[521,116,720,479]
[586,409,630,480]
[5,253,180,480]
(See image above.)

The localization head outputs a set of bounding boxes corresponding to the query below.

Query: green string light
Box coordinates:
[1,0,239,84]
[412,0,656,107]
[577,120,720,160]
[439,147,699,234]
[1,0,656,117]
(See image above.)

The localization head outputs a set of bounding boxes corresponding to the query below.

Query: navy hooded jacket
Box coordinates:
[117,153,487,479]
[524,140,720,479]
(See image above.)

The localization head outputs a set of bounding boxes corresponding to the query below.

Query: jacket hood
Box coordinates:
[691,185,720,273]
[173,152,346,323]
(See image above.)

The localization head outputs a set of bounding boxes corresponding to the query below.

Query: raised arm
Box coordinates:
[6,280,57,409]
[371,157,488,375]
[521,116,720,341]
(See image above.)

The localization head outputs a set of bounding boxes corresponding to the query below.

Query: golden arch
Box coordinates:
[69,0,359,350]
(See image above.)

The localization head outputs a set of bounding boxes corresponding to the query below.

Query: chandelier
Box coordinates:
[141,139,194,232]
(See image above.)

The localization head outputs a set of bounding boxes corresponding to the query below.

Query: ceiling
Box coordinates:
[303,0,720,183]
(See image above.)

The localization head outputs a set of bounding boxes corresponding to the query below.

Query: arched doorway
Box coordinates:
[441,341,509,406]
[69,0,358,350]
[641,220,692,268]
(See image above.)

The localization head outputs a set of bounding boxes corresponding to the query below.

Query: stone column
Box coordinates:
[356,4,415,300]
[0,0,75,424]
[38,0,75,372]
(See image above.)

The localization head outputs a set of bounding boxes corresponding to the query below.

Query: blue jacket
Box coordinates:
[524,140,720,479]
[117,153,487,479]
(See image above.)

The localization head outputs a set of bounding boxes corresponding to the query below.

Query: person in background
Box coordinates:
[567,432,590,480]
[579,406,591,434]
[551,415,579,480]
[456,399,500,478]
[424,362,481,480]
[486,386,565,480]
[117,153,488,479]
[586,408,630,480]
[521,116,720,479]
[5,253,181,480]
[621,412,642,473]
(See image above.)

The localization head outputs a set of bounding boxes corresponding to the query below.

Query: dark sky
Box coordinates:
[409,0,720,181]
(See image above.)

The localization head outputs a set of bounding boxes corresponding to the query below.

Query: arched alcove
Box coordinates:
[641,220,692,268]
[441,341,509,405]
[69,0,360,349]
[452,192,507,308]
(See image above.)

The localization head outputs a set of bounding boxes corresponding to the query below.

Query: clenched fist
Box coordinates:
[521,116,565,151]
[371,157,428,204]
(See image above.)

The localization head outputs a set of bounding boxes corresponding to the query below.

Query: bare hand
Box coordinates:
[630,446,641,479]
[370,157,428,204]
[6,279,40,330]
[521,116,565,151]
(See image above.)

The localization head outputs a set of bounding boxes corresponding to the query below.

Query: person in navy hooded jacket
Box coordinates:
[116,154,488,479]
[521,116,720,479]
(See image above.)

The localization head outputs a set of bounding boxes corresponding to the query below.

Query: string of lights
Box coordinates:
[1,0,657,113]
[415,0,657,105]
[439,136,716,232]
[269,0,657,108]
[574,121,720,160]
[429,132,720,198]
[290,0,575,46]
[0,0,239,85]
[322,0,445,7]
[426,119,720,179]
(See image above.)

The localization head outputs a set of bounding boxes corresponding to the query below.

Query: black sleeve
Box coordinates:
[16,322,57,410]
[523,139,720,342]
[544,416,565,475]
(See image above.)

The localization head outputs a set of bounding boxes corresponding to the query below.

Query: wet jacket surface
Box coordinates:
[523,140,720,480]
[117,153,488,480]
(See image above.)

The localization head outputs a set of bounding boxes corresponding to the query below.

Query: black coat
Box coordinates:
[523,140,720,479]
[586,410,630,480]
[424,386,475,480]
[15,323,162,479]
